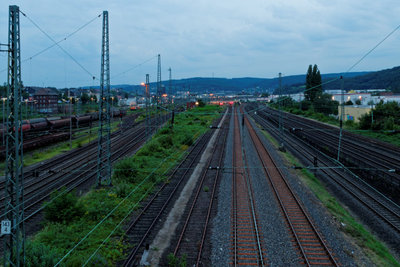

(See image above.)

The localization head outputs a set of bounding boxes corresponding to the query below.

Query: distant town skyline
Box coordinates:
[1,0,400,88]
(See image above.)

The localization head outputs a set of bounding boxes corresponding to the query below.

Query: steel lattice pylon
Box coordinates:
[96,11,111,186]
[4,5,25,267]
[168,67,172,106]
[145,74,150,140]
[156,54,161,124]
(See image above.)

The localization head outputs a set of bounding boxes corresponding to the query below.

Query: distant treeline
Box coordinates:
[322,66,400,92]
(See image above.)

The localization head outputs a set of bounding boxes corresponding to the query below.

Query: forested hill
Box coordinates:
[322,66,400,92]
[102,71,366,94]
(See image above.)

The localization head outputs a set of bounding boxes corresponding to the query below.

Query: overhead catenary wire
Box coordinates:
[23,13,102,63]
[111,55,158,80]
[274,21,400,105]
[19,9,98,80]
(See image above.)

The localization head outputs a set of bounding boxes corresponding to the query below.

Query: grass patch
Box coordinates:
[29,104,223,266]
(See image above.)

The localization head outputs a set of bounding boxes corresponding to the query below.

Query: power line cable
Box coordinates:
[346,23,400,73]
[19,10,98,80]
[111,55,157,79]
[275,22,400,104]
[23,14,101,63]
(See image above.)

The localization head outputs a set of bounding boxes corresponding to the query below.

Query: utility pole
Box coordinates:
[168,67,172,106]
[157,54,161,125]
[2,98,6,146]
[278,72,284,150]
[69,89,72,150]
[96,11,111,186]
[145,74,150,140]
[4,5,25,266]
[337,76,344,161]
[168,67,175,128]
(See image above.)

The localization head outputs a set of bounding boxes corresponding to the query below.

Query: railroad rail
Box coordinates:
[0,113,170,236]
[248,105,400,235]
[258,107,400,188]
[171,107,230,266]
[231,107,267,266]
[243,107,338,266]
[122,113,224,266]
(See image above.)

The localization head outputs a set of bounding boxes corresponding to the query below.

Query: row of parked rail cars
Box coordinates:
[0,109,127,157]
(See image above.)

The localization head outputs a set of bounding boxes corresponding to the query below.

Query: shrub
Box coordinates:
[115,182,130,198]
[158,127,172,135]
[181,133,193,146]
[167,253,187,267]
[158,135,173,149]
[22,241,63,267]
[86,190,119,221]
[384,117,395,131]
[113,158,138,183]
[43,188,84,224]
[197,99,206,107]
[344,119,355,127]
[358,113,372,130]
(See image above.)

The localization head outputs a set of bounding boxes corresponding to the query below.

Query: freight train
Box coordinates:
[0,109,127,140]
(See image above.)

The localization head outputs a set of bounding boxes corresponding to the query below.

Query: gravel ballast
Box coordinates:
[211,107,373,266]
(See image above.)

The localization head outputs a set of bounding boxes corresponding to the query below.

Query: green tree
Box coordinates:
[80,92,90,104]
[43,188,84,224]
[358,101,400,130]
[304,64,322,102]
[313,93,339,115]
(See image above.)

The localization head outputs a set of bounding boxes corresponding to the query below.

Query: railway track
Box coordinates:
[248,105,400,236]
[243,107,338,266]
[0,113,170,236]
[122,114,224,266]
[258,107,400,188]
[171,107,230,266]
[231,107,267,266]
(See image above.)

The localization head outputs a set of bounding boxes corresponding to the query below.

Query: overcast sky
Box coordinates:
[1,0,400,88]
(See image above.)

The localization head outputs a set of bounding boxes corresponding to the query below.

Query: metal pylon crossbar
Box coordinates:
[96,10,111,186]
[4,5,25,267]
